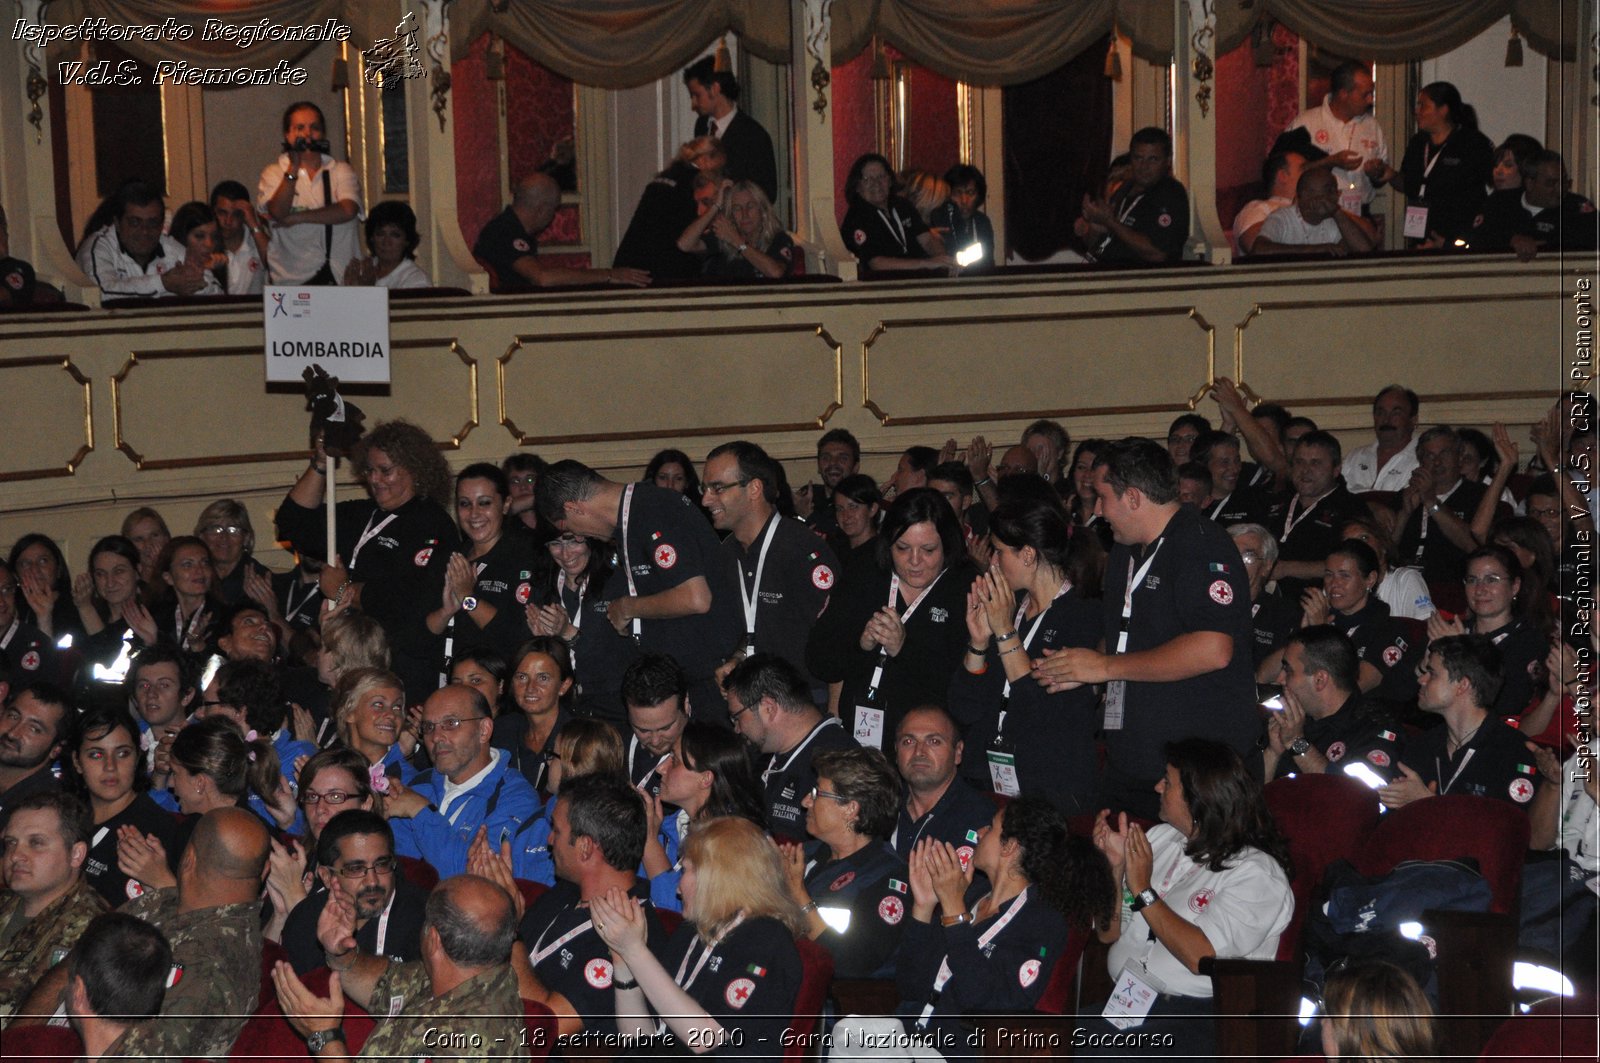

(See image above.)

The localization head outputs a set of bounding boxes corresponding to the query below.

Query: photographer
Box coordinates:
[257,101,362,285]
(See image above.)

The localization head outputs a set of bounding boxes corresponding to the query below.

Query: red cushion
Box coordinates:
[783,937,835,1063]
[1477,991,1599,1061]
[1,1024,84,1062]
[1355,794,1530,915]
[397,855,439,892]
[1265,774,1383,960]
[522,997,557,1060]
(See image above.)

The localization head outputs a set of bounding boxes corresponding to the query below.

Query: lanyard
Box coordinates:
[628,734,671,790]
[175,603,207,645]
[916,889,1029,1028]
[0,618,17,651]
[284,577,319,623]
[868,571,946,696]
[92,825,111,850]
[373,890,395,955]
[1418,139,1446,199]
[876,207,908,253]
[673,912,745,993]
[1115,541,1164,654]
[530,903,597,966]
[1001,581,1069,701]
[1439,747,1478,795]
[1206,493,1231,521]
[737,517,782,642]
[1281,490,1332,541]
[557,571,584,630]
[762,716,843,786]
[617,484,643,639]
[349,510,399,570]
[1115,192,1146,226]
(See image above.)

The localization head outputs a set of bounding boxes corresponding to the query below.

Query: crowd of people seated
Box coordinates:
[3,58,1594,310]
[0,370,1593,1060]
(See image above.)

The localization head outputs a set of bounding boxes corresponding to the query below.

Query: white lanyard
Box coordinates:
[1281,490,1332,541]
[91,825,111,850]
[617,484,643,639]
[1115,541,1164,654]
[673,912,745,993]
[762,717,842,786]
[876,207,908,253]
[1206,493,1231,521]
[373,890,395,955]
[1001,581,1069,701]
[1439,747,1478,795]
[1116,192,1146,226]
[175,603,206,645]
[283,577,319,622]
[737,517,782,643]
[868,571,946,695]
[557,571,585,630]
[0,618,17,651]
[917,889,1029,1028]
[530,904,597,966]
[1418,139,1446,199]
[349,511,399,570]
[628,734,671,790]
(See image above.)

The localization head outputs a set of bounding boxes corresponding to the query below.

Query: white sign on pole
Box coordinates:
[263,285,391,383]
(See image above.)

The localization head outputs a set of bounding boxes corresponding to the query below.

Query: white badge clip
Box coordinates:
[1102,965,1159,1029]
[854,705,886,749]
[1103,681,1126,730]
[1403,205,1430,239]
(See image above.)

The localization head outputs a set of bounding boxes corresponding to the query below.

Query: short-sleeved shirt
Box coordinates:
[82,792,180,906]
[518,878,667,1041]
[1328,597,1419,706]
[1249,589,1302,665]
[1290,98,1390,206]
[1397,478,1487,587]
[802,841,910,978]
[702,231,796,280]
[1398,127,1493,242]
[841,196,931,267]
[1100,506,1259,803]
[256,154,363,285]
[473,206,541,291]
[760,715,858,843]
[1233,196,1291,252]
[652,915,801,1058]
[1268,484,1368,596]
[1268,693,1404,781]
[1342,439,1419,494]
[1258,204,1344,247]
[1404,717,1541,806]
[1095,175,1190,263]
[715,513,837,684]
[1106,824,1293,997]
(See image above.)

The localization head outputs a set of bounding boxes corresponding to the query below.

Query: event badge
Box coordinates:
[1102,966,1158,1029]
[987,749,1020,797]
[854,706,885,749]
[1103,680,1126,730]
[1403,205,1430,239]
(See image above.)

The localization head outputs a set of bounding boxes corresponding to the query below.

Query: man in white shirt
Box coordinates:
[1342,385,1421,492]
[1252,169,1380,257]
[76,181,205,299]
[1234,149,1305,254]
[1289,61,1395,215]
[257,101,362,285]
[209,180,268,294]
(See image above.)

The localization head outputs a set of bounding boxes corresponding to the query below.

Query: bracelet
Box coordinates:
[997,643,1023,657]
[333,579,353,605]
[736,243,749,254]
[966,643,989,656]
[940,912,974,927]
[799,901,819,915]
[993,629,1018,643]
[611,974,640,991]
[974,477,992,487]
[284,170,298,181]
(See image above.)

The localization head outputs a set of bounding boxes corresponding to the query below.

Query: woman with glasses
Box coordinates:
[193,498,275,608]
[782,747,909,978]
[527,531,631,725]
[840,152,954,274]
[642,720,767,913]
[6,532,81,642]
[1428,545,1548,718]
[332,665,417,786]
[492,637,575,794]
[264,746,379,943]
[427,463,542,665]
[67,705,180,906]
[509,716,627,883]
[502,451,547,534]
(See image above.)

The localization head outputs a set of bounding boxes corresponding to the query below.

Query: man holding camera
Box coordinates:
[257,100,362,285]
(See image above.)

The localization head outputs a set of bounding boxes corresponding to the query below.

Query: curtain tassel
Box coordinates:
[1505,29,1524,68]
[1105,35,1123,81]
[714,35,732,73]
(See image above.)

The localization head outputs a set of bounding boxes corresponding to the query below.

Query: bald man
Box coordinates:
[15,807,270,1057]
[273,874,527,1060]
[473,173,648,291]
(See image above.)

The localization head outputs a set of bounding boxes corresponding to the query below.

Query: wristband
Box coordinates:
[998,643,1023,657]
[799,901,818,915]
[966,644,988,657]
[334,579,353,606]
[993,629,1018,643]
[736,243,749,254]
[974,477,992,488]
[940,912,974,927]
[611,974,640,991]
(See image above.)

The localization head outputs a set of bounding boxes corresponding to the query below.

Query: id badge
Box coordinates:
[1338,186,1363,216]
[1103,680,1126,730]
[1403,205,1430,239]
[1102,965,1158,1030]
[987,749,1020,797]
[854,705,886,748]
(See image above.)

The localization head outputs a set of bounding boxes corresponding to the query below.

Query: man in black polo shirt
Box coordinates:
[0,682,70,835]
[1075,127,1190,264]
[1228,523,1300,673]
[702,441,837,690]
[889,706,993,866]
[621,654,691,796]
[1469,149,1598,259]
[1031,438,1257,819]
[1265,430,1366,598]
[1381,635,1540,809]
[539,460,741,723]
[472,173,648,292]
[1264,628,1403,781]
[1393,426,1486,590]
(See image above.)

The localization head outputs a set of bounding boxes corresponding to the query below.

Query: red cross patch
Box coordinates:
[1019,959,1041,987]
[513,238,531,251]
[829,871,856,892]
[1367,750,1390,768]
[1158,212,1172,228]
[812,565,834,590]
[1208,579,1233,605]
[853,229,867,245]
[878,896,903,925]
[515,582,532,604]
[956,845,974,871]
[1314,130,1329,144]
[1327,741,1346,762]
[725,977,756,1008]
[653,543,678,569]
[126,878,145,900]
[1382,645,1402,667]
[20,650,40,671]
[413,548,433,567]
[1509,778,1534,803]
[584,958,613,988]
[1188,888,1214,915]
[5,272,22,290]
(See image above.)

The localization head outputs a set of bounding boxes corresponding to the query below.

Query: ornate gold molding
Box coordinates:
[498,323,843,445]
[0,357,93,481]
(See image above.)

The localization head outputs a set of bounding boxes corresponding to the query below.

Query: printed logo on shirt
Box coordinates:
[1157,212,1172,228]
[414,548,433,567]
[725,977,756,1009]
[515,582,532,604]
[929,607,949,623]
[853,229,867,245]
[513,238,531,251]
[125,878,146,900]
[1188,888,1215,915]
[5,272,23,290]
[1382,645,1402,667]
[1208,580,1234,606]
[812,565,834,590]
[1509,778,1535,803]
[879,896,904,924]
[1018,958,1041,988]
[956,845,975,871]
[653,543,678,569]
[20,650,40,671]
[829,871,856,892]
[1314,130,1330,144]
[585,958,613,989]
[1367,750,1391,768]
[1326,741,1347,762]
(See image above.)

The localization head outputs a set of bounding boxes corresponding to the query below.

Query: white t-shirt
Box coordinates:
[1342,438,1419,493]
[1377,565,1433,619]
[222,235,266,294]
[257,153,363,285]
[375,257,431,290]
[1289,98,1390,207]
[1557,753,1599,872]
[1107,823,1294,997]
[1233,195,1291,252]
[1259,205,1342,247]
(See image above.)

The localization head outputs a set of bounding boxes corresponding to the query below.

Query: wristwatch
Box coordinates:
[1288,736,1312,757]
[306,1027,345,1054]
[1128,888,1159,912]
[461,596,479,612]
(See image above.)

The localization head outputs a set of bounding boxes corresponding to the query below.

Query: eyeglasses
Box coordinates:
[728,703,752,725]
[808,786,848,803]
[203,525,244,536]
[508,475,538,487]
[420,715,487,736]
[547,535,586,551]
[703,480,750,495]
[1462,574,1507,586]
[1238,550,1262,565]
[300,789,358,807]
[334,856,397,879]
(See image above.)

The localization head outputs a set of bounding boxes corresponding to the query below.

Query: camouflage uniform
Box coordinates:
[360,959,530,1060]
[0,877,108,1021]
[118,889,263,1061]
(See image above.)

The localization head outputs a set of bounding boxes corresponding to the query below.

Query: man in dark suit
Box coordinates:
[684,57,777,206]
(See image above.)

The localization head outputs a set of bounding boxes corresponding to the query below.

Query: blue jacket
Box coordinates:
[391,750,541,876]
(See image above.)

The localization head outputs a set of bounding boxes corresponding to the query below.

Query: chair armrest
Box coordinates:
[1204,957,1301,1061]
[1424,908,1517,1060]
[830,978,901,1018]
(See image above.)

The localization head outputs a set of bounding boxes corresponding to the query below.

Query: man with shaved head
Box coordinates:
[473,172,648,291]
[14,807,269,1057]
[273,873,526,1059]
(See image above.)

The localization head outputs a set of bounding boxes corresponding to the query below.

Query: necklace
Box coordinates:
[1446,719,1483,755]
